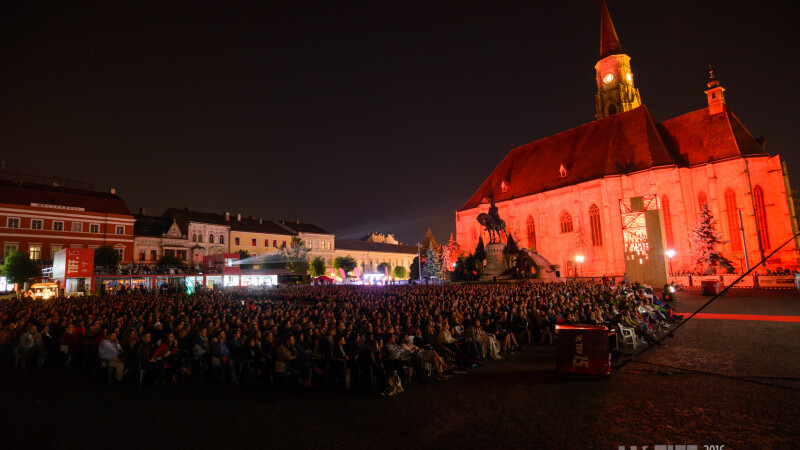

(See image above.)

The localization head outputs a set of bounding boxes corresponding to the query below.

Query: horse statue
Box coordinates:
[477,213,507,243]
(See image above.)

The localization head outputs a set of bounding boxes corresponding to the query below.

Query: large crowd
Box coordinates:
[0,280,681,394]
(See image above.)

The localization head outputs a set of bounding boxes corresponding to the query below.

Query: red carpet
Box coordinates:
[682,313,800,322]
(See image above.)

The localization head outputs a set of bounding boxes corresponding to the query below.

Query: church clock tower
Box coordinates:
[594,0,641,120]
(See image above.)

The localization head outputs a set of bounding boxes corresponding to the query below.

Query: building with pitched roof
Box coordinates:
[455,1,799,276]
[334,237,417,277]
[0,179,134,266]
[162,208,230,268]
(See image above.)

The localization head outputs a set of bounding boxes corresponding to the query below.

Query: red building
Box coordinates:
[456,2,799,276]
[0,179,135,267]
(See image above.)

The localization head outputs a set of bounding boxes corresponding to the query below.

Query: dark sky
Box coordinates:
[2,0,798,245]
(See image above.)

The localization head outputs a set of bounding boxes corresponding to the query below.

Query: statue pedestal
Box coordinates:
[482,243,507,279]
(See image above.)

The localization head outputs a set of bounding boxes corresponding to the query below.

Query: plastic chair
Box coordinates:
[616,323,638,350]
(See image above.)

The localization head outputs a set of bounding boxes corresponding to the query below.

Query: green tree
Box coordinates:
[392,265,408,279]
[377,262,392,276]
[280,236,310,275]
[156,255,185,270]
[1,250,40,289]
[689,202,733,274]
[409,256,420,280]
[423,244,445,279]
[310,256,326,277]
[420,228,438,257]
[237,249,251,259]
[94,245,120,268]
[333,255,357,275]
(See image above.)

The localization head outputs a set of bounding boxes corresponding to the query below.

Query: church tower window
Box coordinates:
[526,215,537,251]
[753,185,770,249]
[559,211,573,234]
[662,195,674,249]
[589,204,602,246]
[724,189,742,251]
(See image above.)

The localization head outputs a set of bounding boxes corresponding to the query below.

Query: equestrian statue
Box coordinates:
[476,200,507,244]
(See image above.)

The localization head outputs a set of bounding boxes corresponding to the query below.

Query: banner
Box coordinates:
[52,248,94,280]
[757,275,795,288]
[722,275,755,288]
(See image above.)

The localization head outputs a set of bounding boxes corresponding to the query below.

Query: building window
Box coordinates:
[72,222,83,232]
[29,244,42,261]
[31,219,43,230]
[220,235,224,244]
[698,191,708,211]
[177,250,186,260]
[724,188,742,251]
[589,204,602,247]
[116,248,125,261]
[7,218,20,228]
[51,245,63,259]
[53,221,64,231]
[209,234,214,244]
[4,244,19,258]
[251,238,257,246]
[559,211,573,233]
[273,240,278,248]
[235,237,240,246]
[526,216,536,251]
[662,195,674,249]
[150,250,157,261]
[198,234,203,243]
[90,224,100,234]
[265,239,269,247]
[192,234,197,242]
[500,181,509,193]
[139,251,146,261]
[115,225,125,235]
[753,185,770,249]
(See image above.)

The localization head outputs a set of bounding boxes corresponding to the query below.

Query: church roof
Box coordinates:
[459,104,768,212]
[599,0,623,59]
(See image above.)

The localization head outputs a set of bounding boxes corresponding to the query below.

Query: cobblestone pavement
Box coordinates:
[2,289,799,449]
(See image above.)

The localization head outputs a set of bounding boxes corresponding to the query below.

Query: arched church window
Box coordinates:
[724,189,742,251]
[526,216,536,251]
[559,211,573,234]
[662,196,674,249]
[589,204,602,247]
[753,185,770,249]
[698,191,708,211]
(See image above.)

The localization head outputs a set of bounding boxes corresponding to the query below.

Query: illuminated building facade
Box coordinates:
[0,179,134,266]
[455,2,799,276]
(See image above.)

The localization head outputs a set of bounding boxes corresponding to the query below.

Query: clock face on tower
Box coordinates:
[603,73,615,84]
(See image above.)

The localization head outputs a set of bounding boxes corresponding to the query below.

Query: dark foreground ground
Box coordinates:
[2,289,799,449]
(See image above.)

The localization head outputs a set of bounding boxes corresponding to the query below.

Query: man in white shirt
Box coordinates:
[98,331,125,382]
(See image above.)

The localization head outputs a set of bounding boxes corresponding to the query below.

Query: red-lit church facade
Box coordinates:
[455,3,799,276]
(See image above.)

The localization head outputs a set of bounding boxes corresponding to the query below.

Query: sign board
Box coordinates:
[555,325,610,376]
[30,202,85,211]
[52,248,94,280]
[691,275,721,287]
[757,275,795,288]
[722,275,755,288]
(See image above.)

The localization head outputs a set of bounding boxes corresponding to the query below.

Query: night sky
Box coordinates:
[1,1,798,245]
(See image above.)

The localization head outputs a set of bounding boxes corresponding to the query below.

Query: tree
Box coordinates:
[689,202,733,274]
[441,234,462,272]
[310,256,326,277]
[237,249,250,259]
[156,255,185,270]
[280,236,310,275]
[423,244,445,279]
[94,245,120,268]
[1,250,40,289]
[409,256,420,281]
[393,265,408,279]
[420,228,438,258]
[377,262,392,276]
[334,255,357,276]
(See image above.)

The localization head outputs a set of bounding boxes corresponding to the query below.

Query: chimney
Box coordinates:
[259,218,262,224]
[110,188,116,195]
[225,212,230,221]
[139,207,147,216]
[296,219,300,224]
[237,213,241,222]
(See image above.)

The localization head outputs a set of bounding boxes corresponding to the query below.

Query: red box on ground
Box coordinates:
[555,325,610,376]
[701,280,722,296]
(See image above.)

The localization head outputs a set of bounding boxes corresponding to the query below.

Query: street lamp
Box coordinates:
[575,255,584,278]
[666,249,675,275]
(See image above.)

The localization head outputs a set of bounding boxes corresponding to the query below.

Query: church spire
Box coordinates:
[594,0,641,120]
[599,0,622,59]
